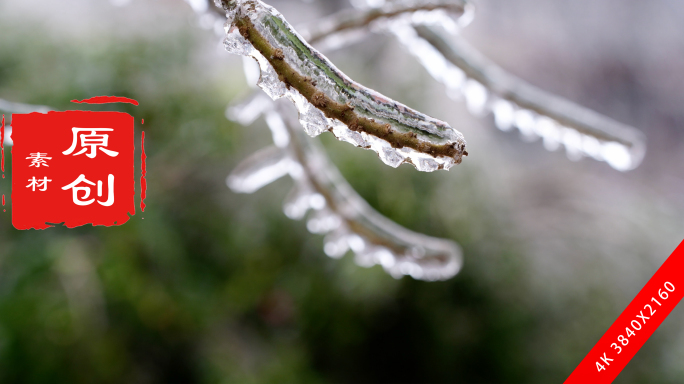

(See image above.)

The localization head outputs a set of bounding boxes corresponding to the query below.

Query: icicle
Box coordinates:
[225,87,463,282]
[225,91,272,125]
[581,134,603,161]
[399,25,647,172]
[242,56,261,88]
[443,66,466,96]
[513,109,538,141]
[226,146,291,193]
[264,110,290,148]
[3,126,12,147]
[283,185,326,220]
[323,229,351,259]
[306,209,342,234]
[561,127,583,161]
[601,142,633,171]
[534,116,560,151]
[185,0,209,13]
[463,79,488,116]
[287,0,646,172]
[492,98,515,131]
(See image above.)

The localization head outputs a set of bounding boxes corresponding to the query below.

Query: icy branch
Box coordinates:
[227,94,462,280]
[0,98,52,115]
[292,0,646,171]
[0,98,53,147]
[405,25,646,171]
[299,0,470,49]
[216,0,468,172]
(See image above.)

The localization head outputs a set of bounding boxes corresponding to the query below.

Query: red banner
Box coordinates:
[12,110,135,229]
[565,240,684,383]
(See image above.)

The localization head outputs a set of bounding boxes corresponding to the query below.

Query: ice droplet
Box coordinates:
[514,109,538,141]
[227,146,291,193]
[463,79,488,116]
[492,99,515,132]
[283,186,315,219]
[399,25,646,171]
[323,229,350,259]
[355,247,382,268]
[185,0,208,13]
[226,92,272,126]
[602,142,632,171]
[562,128,583,161]
[242,56,261,88]
[417,156,440,172]
[4,126,13,147]
[534,116,561,151]
[378,144,405,168]
[346,234,366,253]
[307,209,342,234]
[223,25,252,56]
[581,134,603,161]
[264,110,291,148]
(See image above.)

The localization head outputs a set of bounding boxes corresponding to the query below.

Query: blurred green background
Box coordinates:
[1,0,683,383]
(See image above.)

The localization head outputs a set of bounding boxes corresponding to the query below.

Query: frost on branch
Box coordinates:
[227,95,463,281]
[216,0,468,172]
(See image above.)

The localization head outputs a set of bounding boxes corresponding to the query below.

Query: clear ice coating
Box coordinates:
[289,113,463,280]
[217,0,467,172]
[226,92,463,281]
[0,98,53,147]
[299,0,468,47]
[396,24,647,171]
[227,146,291,193]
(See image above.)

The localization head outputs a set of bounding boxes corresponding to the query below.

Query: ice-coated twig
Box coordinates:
[299,0,470,49]
[0,98,52,115]
[403,25,646,171]
[216,0,468,172]
[293,0,646,171]
[181,0,230,34]
[0,98,53,147]
[227,94,463,280]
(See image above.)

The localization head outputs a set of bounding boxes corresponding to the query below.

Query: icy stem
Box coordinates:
[227,146,292,193]
[395,24,646,171]
[218,0,467,172]
[225,93,463,281]
[300,0,469,46]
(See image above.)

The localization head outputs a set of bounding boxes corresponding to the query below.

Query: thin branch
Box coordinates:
[300,0,469,46]
[291,0,646,170]
[388,22,645,170]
